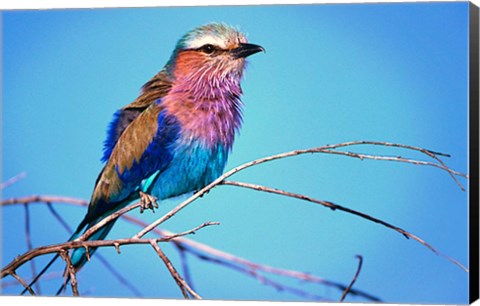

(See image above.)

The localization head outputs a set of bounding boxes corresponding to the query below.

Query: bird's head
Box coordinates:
[167,23,264,89]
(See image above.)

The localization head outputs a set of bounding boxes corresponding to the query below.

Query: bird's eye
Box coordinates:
[199,44,216,54]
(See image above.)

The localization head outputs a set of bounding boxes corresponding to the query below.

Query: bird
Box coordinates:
[24,22,264,295]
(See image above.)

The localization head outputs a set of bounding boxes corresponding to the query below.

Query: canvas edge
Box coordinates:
[469,1,480,304]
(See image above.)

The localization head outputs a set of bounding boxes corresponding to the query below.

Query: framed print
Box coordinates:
[1,1,479,304]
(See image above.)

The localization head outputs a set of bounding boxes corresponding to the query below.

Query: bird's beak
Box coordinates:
[231,43,265,59]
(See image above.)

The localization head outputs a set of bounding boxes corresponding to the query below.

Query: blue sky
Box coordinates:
[1,2,471,304]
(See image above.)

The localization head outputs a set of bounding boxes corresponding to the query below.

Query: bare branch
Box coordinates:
[1,171,27,189]
[168,221,220,240]
[119,211,378,301]
[1,272,61,289]
[23,204,40,294]
[0,140,467,299]
[78,202,141,241]
[46,202,73,233]
[94,254,143,297]
[58,250,79,296]
[10,272,35,296]
[221,180,468,272]
[319,149,466,190]
[183,244,331,301]
[165,227,382,301]
[0,196,398,301]
[327,140,468,183]
[132,191,210,239]
[133,141,467,240]
[43,201,142,297]
[150,240,201,299]
[176,245,194,291]
[1,221,218,280]
[1,195,88,207]
[340,255,363,302]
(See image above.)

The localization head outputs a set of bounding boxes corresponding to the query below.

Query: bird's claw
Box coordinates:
[139,191,158,213]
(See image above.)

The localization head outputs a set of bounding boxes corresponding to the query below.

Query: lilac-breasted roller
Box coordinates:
[27,23,264,294]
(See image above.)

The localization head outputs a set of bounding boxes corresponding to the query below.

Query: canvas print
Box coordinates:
[1,2,478,304]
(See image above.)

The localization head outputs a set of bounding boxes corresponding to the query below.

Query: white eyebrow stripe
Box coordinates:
[186,35,228,49]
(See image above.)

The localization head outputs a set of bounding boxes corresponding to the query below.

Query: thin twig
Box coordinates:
[167,221,220,240]
[132,191,211,239]
[150,240,201,299]
[1,195,88,207]
[176,245,195,291]
[0,141,468,299]
[340,255,363,302]
[1,222,218,279]
[221,180,468,272]
[94,254,143,297]
[46,201,142,297]
[1,197,379,301]
[185,244,331,301]
[133,141,467,240]
[23,204,40,294]
[122,212,380,301]
[58,250,79,296]
[1,171,27,189]
[320,149,466,190]
[46,202,73,233]
[326,140,467,188]
[78,202,142,241]
[10,271,35,295]
[1,271,61,289]
[181,237,379,300]
[44,201,142,297]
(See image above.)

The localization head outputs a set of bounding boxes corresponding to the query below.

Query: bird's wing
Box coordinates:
[102,69,173,162]
[85,101,180,223]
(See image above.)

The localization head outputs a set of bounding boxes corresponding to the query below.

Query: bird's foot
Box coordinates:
[139,191,158,213]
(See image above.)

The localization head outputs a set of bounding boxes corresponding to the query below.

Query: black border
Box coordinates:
[470,1,479,304]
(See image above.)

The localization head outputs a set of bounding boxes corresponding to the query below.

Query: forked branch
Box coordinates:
[131,141,467,270]
[0,141,468,299]
[220,180,468,272]
[2,196,378,300]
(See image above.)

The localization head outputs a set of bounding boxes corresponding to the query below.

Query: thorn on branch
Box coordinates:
[114,242,121,254]
[84,245,91,261]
